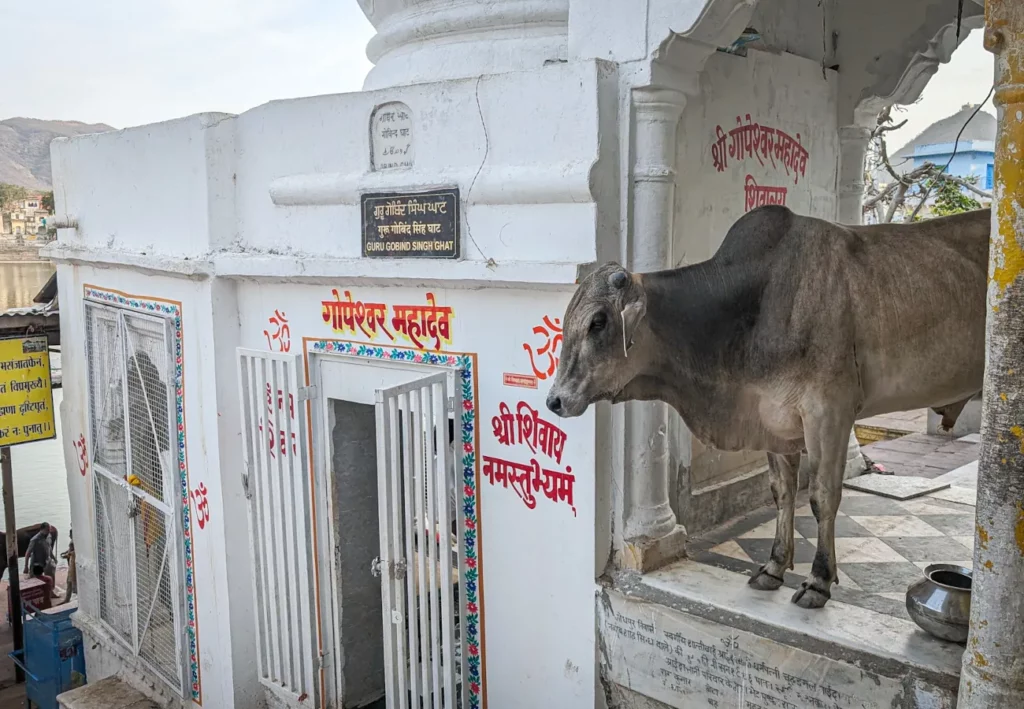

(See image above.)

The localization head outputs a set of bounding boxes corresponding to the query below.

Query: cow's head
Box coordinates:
[546,263,648,418]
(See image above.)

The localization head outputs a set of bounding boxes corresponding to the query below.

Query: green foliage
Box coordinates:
[41,191,54,213]
[929,174,982,217]
[0,183,29,210]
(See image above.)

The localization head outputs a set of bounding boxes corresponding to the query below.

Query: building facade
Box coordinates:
[912,139,995,190]
[2,193,50,238]
[47,1,994,708]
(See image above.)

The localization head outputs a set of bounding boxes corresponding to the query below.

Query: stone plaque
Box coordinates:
[361,188,460,259]
[599,590,903,709]
[371,101,414,170]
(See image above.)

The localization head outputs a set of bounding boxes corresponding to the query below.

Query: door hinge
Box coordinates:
[298,385,318,401]
[372,557,407,579]
[447,396,455,413]
[241,471,252,500]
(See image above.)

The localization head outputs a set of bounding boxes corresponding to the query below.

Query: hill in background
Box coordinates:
[0,117,114,190]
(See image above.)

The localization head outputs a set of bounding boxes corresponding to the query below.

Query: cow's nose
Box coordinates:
[546,394,563,416]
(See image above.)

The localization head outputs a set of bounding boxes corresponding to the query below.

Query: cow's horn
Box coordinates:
[609,270,629,289]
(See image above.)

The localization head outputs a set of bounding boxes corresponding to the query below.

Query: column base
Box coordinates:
[618,525,688,573]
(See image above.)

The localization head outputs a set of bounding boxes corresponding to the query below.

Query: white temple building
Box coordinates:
[46,1,1000,708]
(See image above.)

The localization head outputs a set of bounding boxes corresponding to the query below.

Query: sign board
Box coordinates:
[361,188,460,259]
[0,335,56,446]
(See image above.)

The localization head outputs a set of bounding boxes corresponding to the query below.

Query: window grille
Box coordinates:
[85,301,186,694]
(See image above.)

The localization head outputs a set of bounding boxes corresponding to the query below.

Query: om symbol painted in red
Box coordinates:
[264,309,291,353]
[73,434,88,476]
[190,483,211,530]
[522,316,563,380]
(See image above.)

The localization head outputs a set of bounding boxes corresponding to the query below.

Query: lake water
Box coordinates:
[0,261,72,549]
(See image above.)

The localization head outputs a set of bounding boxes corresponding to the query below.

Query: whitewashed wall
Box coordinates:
[236,281,597,709]
[50,53,610,707]
[231,61,603,268]
[674,47,839,265]
[56,265,257,709]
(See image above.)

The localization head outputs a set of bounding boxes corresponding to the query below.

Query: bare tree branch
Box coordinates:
[884,181,909,223]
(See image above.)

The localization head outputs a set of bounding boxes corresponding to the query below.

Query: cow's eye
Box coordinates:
[589,312,607,333]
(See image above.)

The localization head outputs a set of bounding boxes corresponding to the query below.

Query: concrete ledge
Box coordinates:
[212,252,585,288]
[42,244,213,279]
[611,560,963,693]
[72,611,183,707]
[58,677,160,709]
[42,242,588,288]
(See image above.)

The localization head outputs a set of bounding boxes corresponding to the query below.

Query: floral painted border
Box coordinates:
[84,286,202,704]
[306,339,485,709]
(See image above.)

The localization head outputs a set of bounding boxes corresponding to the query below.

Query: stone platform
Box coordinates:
[600,453,980,708]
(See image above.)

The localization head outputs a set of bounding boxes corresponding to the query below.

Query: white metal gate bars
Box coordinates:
[237,349,320,705]
[375,372,467,709]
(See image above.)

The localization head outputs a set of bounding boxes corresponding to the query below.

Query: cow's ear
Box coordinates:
[620,298,646,356]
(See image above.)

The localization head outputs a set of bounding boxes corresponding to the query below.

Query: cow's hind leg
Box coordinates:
[749,452,801,591]
[792,410,854,609]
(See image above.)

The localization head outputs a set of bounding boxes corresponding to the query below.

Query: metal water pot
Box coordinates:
[905,564,973,644]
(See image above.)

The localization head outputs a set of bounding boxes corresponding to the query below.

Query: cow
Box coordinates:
[545,205,988,609]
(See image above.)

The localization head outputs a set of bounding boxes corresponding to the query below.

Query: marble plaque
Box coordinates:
[371,101,414,170]
[599,590,903,709]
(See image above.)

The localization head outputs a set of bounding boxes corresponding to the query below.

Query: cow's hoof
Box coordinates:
[748,566,786,591]
[791,583,830,609]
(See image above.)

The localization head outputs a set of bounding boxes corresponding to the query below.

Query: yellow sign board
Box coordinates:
[0,335,56,447]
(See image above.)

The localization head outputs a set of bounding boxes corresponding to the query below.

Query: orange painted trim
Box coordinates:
[300,344,328,708]
[82,284,203,705]
[302,337,487,707]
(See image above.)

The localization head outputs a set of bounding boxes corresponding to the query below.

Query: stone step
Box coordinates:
[57,676,161,709]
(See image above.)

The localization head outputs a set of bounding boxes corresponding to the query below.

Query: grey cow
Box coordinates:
[545,205,988,609]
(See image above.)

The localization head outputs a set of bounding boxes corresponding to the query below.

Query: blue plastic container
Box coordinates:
[9,603,86,709]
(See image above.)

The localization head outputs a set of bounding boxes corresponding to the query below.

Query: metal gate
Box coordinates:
[85,302,185,693]
[375,372,466,709]
[237,349,320,705]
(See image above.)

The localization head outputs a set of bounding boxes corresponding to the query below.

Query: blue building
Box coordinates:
[888,103,996,192]
[912,139,994,189]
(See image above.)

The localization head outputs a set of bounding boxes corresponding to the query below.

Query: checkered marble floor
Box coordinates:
[687,488,977,620]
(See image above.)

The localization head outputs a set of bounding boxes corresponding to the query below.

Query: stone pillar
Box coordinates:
[959,2,1024,706]
[619,87,688,571]
[837,124,871,225]
[356,0,570,90]
[836,123,871,479]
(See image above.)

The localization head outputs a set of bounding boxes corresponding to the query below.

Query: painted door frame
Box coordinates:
[308,352,458,708]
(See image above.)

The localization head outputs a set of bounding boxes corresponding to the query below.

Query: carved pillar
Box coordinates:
[619,87,689,571]
[837,124,871,225]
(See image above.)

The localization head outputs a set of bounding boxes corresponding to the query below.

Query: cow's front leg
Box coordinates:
[749,452,801,591]
[792,414,851,609]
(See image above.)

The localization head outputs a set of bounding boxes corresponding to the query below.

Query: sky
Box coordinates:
[884,30,995,153]
[0,0,376,129]
[0,2,995,141]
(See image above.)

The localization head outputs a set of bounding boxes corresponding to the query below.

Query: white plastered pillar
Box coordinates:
[835,121,873,479]
[619,87,689,570]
